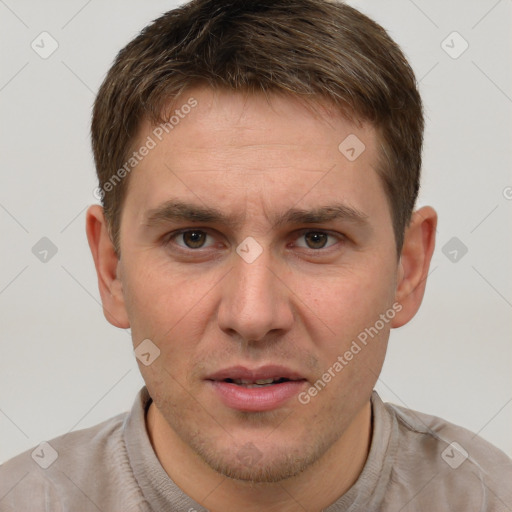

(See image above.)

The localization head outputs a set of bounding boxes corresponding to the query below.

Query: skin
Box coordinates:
[86,86,437,512]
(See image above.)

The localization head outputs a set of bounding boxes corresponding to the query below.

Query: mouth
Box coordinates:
[222,377,297,388]
[205,366,308,411]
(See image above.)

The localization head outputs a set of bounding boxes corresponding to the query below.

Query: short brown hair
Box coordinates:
[91,0,423,254]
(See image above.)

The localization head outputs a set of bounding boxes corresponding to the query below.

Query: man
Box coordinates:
[1,0,511,510]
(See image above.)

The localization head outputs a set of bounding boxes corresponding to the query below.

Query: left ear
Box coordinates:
[85,205,130,329]
[391,206,437,328]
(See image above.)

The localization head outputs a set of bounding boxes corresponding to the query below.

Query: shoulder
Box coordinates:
[0,411,148,512]
[380,397,512,511]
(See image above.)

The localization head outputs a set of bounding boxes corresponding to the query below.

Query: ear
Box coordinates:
[391,206,437,328]
[85,205,130,329]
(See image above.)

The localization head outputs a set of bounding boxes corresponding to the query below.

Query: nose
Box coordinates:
[217,246,294,344]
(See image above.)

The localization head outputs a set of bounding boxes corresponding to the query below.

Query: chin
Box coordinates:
[202,449,310,483]
[190,432,335,484]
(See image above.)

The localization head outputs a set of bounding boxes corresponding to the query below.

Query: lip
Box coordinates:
[205,365,308,412]
[205,365,306,382]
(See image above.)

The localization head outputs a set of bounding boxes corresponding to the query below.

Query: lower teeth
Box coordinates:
[239,383,274,388]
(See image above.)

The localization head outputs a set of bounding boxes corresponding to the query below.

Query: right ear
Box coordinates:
[85,205,130,328]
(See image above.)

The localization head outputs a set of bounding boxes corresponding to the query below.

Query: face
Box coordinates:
[116,87,400,482]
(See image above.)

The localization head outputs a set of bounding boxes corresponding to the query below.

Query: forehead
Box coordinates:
[122,87,389,230]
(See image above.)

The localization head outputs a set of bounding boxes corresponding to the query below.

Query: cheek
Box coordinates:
[295,265,396,342]
[121,256,204,340]
[291,263,395,400]
[123,266,209,397]
[121,256,225,383]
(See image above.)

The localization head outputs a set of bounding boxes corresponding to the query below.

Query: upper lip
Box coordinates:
[205,365,306,382]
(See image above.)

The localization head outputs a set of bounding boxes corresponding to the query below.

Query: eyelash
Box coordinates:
[164,228,345,255]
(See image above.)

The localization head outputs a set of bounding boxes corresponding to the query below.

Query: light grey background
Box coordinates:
[0,0,511,465]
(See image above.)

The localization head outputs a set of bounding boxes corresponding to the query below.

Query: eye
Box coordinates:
[294,230,341,250]
[164,228,343,254]
[168,229,216,249]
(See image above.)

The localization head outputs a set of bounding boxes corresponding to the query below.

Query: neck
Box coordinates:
[146,401,372,512]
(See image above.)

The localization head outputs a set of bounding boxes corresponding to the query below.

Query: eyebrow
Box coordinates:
[143,199,369,230]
